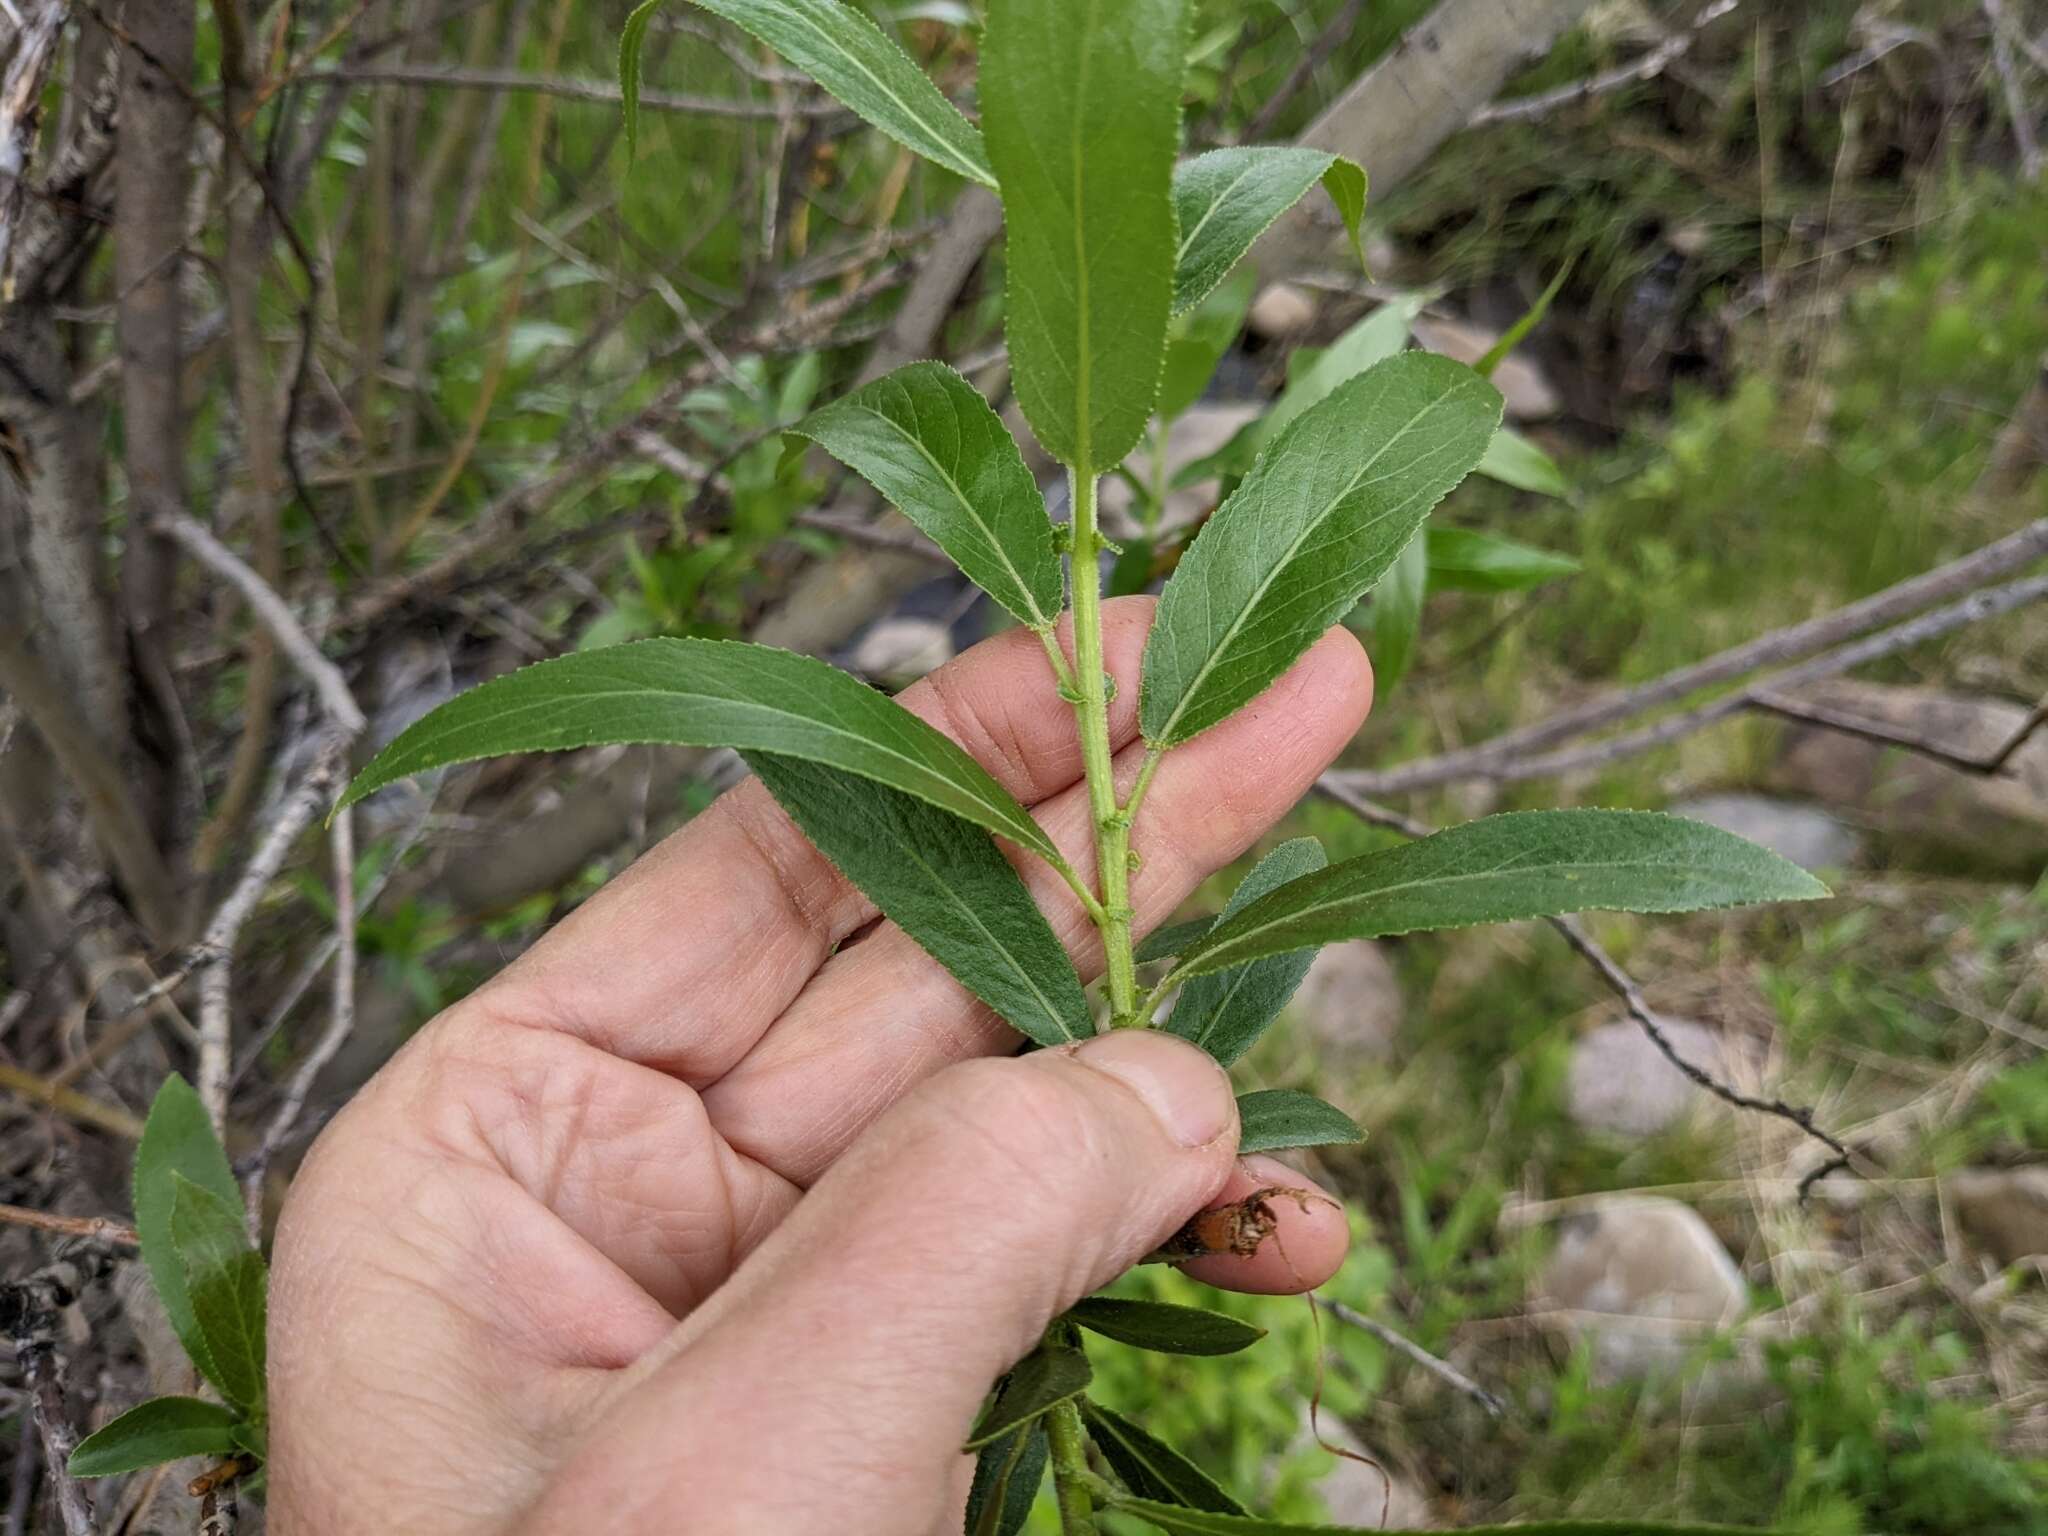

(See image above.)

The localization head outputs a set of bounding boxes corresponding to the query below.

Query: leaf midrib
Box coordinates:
[764,1,989,184]
[1181,854,1739,978]
[838,398,1054,627]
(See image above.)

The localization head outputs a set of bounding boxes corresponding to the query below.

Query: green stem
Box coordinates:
[1046,1397,1099,1536]
[1065,469,1138,1029]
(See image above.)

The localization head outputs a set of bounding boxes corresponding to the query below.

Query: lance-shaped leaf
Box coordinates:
[133,1076,242,1392]
[1165,838,1325,1065]
[1369,527,1428,694]
[1171,148,1365,315]
[1475,424,1568,497]
[1140,353,1502,747]
[792,363,1063,629]
[964,1341,1092,1450]
[1082,1402,1246,1514]
[1106,1499,1785,1535]
[1166,811,1830,985]
[746,753,1090,1046]
[678,0,993,185]
[1427,526,1579,592]
[170,1175,268,1415]
[68,1397,244,1478]
[981,0,1186,471]
[965,1421,1048,1536]
[1067,1297,1265,1356]
[1158,268,1256,424]
[1251,293,1428,453]
[338,639,1064,870]
[1235,1089,1364,1154]
[618,0,663,155]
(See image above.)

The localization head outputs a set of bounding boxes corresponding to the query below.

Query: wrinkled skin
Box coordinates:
[270,599,1370,1534]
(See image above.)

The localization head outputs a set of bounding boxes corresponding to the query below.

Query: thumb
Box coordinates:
[537,1033,1237,1536]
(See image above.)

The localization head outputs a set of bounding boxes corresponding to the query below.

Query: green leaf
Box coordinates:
[965,1422,1047,1536]
[67,1396,242,1478]
[745,753,1090,1046]
[1368,527,1428,694]
[1475,425,1568,497]
[1164,838,1326,1065]
[1251,292,1429,452]
[133,1076,241,1390]
[1107,1501,1788,1536]
[981,0,1187,470]
[1168,811,1830,984]
[1081,1401,1245,1513]
[170,1175,267,1415]
[1140,353,1503,747]
[793,363,1063,629]
[1067,1297,1265,1356]
[1134,916,1215,965]
[684,0,993,185]
[1475,256,1573,379]
[1158,268,1256,424]
[964,1342,1092,1450]
[1426,526,1579,592]
[338,639,1065,870]
[618,0,664,156]
[1170,148,1366,315]
[1235,1089,1363,1154]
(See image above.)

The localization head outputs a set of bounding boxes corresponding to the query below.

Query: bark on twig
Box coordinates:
[1,1257,111,1536]
[1318,1297,1508,1418]
[1470,0,1742,126]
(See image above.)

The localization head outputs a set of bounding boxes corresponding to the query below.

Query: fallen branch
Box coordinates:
[1318,1296,1508,1418]
[1748,688,2048,777]
[1332,519,2048,797]
[1470,0,1741,126]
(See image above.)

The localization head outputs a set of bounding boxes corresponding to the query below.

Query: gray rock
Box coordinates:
[849,616,953,682]
[1247,281,1317,339]
[1567,1018,1729,1137]
[1536,1197,1748,1384]
[1945,1166,2048,1268]
[1289,940,1404,1065]
[1766,681,2048,875]
[1668,793,1861,872]
[1101,402,1263,534]
[1412,314,1562,422]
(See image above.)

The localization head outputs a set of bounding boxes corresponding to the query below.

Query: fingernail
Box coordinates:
[1074,1031,1235,1148]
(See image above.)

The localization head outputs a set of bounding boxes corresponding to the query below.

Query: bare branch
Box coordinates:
[1983,0,2044,181]
[0,618,184,942]
[1333,518,2048,797]
[2,1256,111,1536]
[300,62,850,118]
[1318,1297,1508,1418]
[1747,688,2048,776]
[0,0,68,291]
[0,1201,140,1247]
[151,514,366,736]
[1471,0,1742,126]
[246,804,358,1198]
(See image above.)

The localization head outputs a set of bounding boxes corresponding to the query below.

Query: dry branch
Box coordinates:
[303,62,850,118]
[1331,518,2048,798]
[1319,1297,1508,1417]
[1470,0,1741,126]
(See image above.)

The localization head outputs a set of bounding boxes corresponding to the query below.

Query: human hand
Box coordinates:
[269,598,1371,1534]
